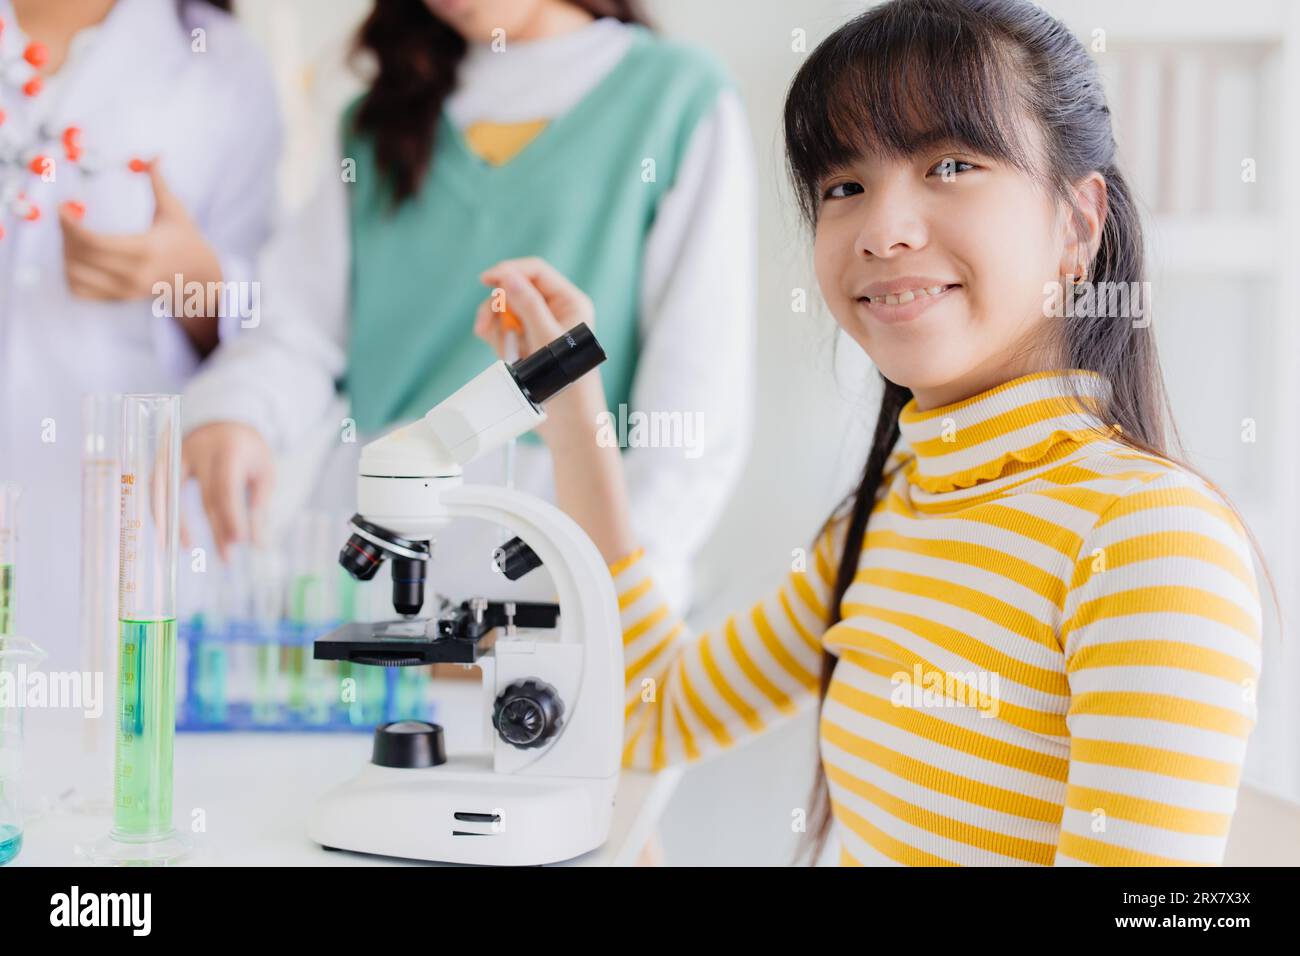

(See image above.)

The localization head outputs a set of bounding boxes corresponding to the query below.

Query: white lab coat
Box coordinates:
[0,0,280,664]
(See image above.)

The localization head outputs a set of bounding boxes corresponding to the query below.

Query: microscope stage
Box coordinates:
[313,621,480,665]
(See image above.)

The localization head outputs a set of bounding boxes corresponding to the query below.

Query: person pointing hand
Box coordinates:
[474,257,636,565]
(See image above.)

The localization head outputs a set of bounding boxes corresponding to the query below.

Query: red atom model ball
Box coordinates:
[23,42,47,67]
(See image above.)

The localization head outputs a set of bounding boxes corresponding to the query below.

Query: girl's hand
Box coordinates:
[475,257,606,450]
[474,258,637,564]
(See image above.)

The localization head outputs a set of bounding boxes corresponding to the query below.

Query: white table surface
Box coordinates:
[10,682,681,867]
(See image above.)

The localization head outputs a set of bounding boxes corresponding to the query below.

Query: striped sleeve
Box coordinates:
[1055,470,1263,866]
[610,515,847,771]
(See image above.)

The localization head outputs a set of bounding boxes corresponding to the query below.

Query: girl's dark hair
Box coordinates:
[783,0,1277,863]
[352,0,649,203]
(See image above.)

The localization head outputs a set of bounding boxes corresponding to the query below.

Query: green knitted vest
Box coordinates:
[342,26,730,442]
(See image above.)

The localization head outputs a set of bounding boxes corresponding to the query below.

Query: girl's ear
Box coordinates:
[1057,171,1108,279]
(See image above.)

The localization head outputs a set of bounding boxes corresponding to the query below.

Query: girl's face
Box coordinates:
[424,0,567,43]
[813,136,1086,410]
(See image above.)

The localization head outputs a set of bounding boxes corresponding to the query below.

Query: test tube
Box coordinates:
[73,395,120,812]
[0,483,26,864]
[193,563,232,725]
[214,547,252,724]
[394,665,430,720]
[334,561,356,727]
[85,394,190,865]
[0,483,18,637]
[251,547,284,725]
[289,513,338,725]
[348,574,388,726]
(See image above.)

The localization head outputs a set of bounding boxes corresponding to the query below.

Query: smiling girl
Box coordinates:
[477,0,1266,866]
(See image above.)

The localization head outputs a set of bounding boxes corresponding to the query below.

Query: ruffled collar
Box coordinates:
[897,369,1116,494]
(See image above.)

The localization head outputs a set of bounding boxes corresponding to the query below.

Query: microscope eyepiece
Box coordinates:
[508,323,606,405]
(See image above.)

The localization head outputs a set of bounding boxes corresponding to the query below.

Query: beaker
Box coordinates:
[84,394,190,865]
[0,636,46,865]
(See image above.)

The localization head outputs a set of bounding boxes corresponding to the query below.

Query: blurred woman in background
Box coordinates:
[0,0,279,661]
[179,0,757,614]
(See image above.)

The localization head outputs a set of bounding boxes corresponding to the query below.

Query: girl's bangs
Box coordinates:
[785,2,1036,213]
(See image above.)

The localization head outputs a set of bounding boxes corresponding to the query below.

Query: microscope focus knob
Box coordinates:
[493,679,564,749]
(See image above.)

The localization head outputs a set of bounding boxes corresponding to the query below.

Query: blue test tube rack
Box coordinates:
[176,614,439,733]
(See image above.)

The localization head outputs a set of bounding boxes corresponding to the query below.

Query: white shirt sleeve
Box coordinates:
[622,88,757,612]
[204,57,283,346]
[181,130,349,450]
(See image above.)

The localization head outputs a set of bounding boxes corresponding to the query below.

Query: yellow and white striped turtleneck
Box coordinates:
[610,369,1263,866]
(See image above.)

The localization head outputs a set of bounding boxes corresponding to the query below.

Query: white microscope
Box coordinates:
[309,324,623,866]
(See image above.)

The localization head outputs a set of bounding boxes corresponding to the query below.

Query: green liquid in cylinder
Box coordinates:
[113,618,177,838]
[0,564,13,635]
[1,565,16,819]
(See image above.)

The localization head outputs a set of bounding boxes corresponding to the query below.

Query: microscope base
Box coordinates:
[307,755,618,866]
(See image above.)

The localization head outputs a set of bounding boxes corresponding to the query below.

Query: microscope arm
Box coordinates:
[358,324,606,483]
[440,484,623,781]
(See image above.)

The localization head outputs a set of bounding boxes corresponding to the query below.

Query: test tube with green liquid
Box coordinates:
[349,574,388,726]
[0,484,18,637]
[284,563,318,718]
[0,483,23,864]
[290,512,342,724]
[250,547,284,725]
[334,564,356,724]
[289,569,325,723]
[85,394,190,865]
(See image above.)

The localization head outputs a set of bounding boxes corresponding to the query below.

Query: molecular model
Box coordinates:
[0,16,87,240]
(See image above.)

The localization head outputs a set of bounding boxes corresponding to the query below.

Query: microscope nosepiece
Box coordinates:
[338,515,431,607]
[508,323,606,405]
